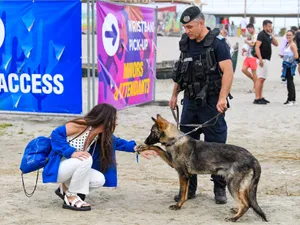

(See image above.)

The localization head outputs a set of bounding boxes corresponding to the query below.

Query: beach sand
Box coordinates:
[1,36,300,225]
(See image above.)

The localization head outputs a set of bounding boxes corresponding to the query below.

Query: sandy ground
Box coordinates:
[1,36,300,225]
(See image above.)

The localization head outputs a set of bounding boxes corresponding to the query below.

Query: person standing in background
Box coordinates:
[281,30,298,106]
[241,24,257,93]
[279,26,298,58]
[254,20,278,104]
[240,16,247,37]
[230,21,235,36]
[249,16,255,25]
[293,26,300,74]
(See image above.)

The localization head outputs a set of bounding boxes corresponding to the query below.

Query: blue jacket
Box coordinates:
[42,125,136,187]
[282,61,297,78]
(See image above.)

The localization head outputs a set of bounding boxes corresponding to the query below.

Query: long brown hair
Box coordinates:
[68,103,117,172]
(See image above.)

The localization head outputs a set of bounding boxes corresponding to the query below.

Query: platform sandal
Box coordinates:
[62,191,91,211]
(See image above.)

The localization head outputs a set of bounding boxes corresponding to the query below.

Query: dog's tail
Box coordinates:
[248,160,268,222]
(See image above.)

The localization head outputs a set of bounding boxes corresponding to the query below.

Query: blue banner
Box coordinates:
[0,0,82,114]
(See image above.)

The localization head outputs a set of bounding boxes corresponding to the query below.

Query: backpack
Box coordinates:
[20,136,52,174]
[20,136,52,197]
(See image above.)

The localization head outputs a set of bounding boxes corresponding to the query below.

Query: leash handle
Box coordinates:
[170,105,179,129]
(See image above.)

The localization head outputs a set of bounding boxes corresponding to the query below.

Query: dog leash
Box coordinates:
[164,111,224,146]
[170,106,225,137]
[171,105,204,128]
[181,112,223,137]
[171,106,224,127]
[135,108,224,161]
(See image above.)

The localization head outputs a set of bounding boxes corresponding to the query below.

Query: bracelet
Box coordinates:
[136,152,139,163]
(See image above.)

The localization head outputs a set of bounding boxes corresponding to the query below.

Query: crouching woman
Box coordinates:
[42,103,156,211]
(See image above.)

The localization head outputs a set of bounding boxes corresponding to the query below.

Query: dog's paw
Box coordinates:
[225,217,237,222]
[169,205,181,210]
[230,208,238,214]
[134,144,148,153]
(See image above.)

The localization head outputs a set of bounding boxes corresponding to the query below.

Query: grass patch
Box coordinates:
[0,123,13,129]
[0,131,7,136]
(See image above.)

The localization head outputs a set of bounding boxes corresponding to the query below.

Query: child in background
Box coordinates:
[242,35,252,56]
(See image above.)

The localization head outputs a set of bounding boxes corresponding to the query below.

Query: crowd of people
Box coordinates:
[239,19,299,106]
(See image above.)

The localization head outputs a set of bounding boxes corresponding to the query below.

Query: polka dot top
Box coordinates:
[67,127,97,152]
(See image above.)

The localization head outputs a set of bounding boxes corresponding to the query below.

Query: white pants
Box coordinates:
[57,156,105,195]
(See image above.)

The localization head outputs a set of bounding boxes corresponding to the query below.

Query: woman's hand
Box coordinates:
[140,150,158,159]
[71,151,91,160]
[134,145,158,159]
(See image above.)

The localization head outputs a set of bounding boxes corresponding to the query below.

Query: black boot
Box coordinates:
[174,191,196,202]
[174,175,197,202]
[214,186,227,204]
[211,175,227,204]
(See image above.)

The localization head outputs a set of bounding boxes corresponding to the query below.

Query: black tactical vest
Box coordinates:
[173,28,223,99]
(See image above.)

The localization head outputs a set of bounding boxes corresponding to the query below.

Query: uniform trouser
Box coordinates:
[180,95,228,194]
[57,156,106,195]
[286,68,296,102]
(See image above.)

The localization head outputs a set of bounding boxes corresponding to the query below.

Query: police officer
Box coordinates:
[169,6,233,204]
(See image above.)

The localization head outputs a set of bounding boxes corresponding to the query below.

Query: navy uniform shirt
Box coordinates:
[188,34,231,63]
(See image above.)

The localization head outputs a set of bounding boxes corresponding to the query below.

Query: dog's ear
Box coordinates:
[156,114,167,129]
[151,117,157,123]
[156,114,165,120]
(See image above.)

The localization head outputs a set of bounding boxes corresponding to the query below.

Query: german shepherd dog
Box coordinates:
[136,114,267,222]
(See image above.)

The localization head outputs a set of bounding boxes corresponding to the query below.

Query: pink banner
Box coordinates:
[97,1,156,109]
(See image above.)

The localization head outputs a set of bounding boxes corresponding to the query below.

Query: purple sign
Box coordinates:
[97,1,156,109]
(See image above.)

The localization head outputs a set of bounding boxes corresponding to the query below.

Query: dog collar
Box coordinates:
[161,142,172,147]
[162,138,177,147]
